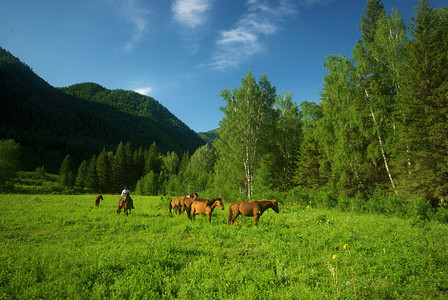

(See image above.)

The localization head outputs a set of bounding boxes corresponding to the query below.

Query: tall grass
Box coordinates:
[1,194,447,299]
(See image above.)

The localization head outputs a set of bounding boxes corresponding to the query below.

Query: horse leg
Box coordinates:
[254,215,259,227]
[228,208,237,225]
[232,212,240,226]
[228,209,233,225]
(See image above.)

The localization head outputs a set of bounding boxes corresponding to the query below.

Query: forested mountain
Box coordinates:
[0,48,204,172]
[198,128,219,144]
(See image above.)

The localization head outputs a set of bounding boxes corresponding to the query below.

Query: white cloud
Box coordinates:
[134,87,152,95]
[207,0,298,71]
[108,0,150,52]
[172,0,211,29]
[217,28,258,45]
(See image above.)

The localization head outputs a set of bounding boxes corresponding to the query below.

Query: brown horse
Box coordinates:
[228,199,279,226]
[180,193,203,213]
[169,197,183,215]
[188,198,224,223]
[117,194,134,216]
[94,194,103,207]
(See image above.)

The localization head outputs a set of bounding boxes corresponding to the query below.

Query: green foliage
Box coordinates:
[58,155,75,187]
[298,1,448,203]
[7,171,64,194]
[0,139,20,184]
[1,195,447,299]
[216,71,277,200]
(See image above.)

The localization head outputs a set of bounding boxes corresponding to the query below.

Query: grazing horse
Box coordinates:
[94,194,103,207]
[228,199,279,226]
[169,197,183,215]
[180,194,205,213]
[188,198,224,223]
[117,194,133,216]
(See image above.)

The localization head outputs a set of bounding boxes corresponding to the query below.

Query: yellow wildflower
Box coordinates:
[332,255,337,260]
[343,244,350,250]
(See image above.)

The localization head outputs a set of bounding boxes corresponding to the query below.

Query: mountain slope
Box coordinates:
[0,48,204,172]
[198,128,220,144]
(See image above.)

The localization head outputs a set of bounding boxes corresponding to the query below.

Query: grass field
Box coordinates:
[1,194,447,299]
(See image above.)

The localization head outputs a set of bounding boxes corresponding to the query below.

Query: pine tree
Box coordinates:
[132,147,145,186]
[114,142,127,188]
[86,155,99,192]
[271,92,302,191]
[96,148,113,193]
[59,155,74,187]
[295,101,326,190]
[399,1,448,201]
[144,142,161,175]
[75,160,88,189]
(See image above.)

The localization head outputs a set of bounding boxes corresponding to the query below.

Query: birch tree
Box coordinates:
[353,0,402,195]
[215,71,276,200]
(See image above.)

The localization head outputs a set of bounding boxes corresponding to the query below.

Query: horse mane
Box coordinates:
[207,198,222,206]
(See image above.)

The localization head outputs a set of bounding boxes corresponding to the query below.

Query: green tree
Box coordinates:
[271,92,302,191]
[186,144,216,175]
[215,71,276,200]
[353,0,405,195]
[319,54,368,196]
[399,1,448,201]
[96,148,113,193]
[144,142,161,175]
[59,155,75,187]
[86,155,99,192]
[163,151,179,181]
[178,150,190,175]
[0,139,20,184]
[183,144,217,192]
[114,141,131,188]
[132,147,145,185]
[75,160,89,189]
[295,101,326,190]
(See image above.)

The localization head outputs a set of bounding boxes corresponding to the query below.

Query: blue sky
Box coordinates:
[1,0,447,133]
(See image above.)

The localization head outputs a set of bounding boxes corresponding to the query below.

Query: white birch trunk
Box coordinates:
[365,89,399,195]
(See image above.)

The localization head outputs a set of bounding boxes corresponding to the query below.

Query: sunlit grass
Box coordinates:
[1,194,447,299]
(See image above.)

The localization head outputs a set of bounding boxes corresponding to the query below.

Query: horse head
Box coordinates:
[215,198,224,210]
[269,199,279,213]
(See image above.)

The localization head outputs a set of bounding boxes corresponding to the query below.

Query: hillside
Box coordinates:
[198,128,219,144]
[0,48,205,172]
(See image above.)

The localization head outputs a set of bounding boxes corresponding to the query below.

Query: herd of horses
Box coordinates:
[94,193,279,226]
[170,193,279,226]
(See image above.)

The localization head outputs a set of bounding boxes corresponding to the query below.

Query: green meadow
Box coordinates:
[1,194,447,299]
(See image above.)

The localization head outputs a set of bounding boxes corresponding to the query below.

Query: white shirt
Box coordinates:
[121,189,130,196]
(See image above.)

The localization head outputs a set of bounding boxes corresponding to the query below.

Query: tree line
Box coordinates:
[2,0,447,210]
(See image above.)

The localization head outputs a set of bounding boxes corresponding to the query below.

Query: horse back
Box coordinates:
[229,201,254,215]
